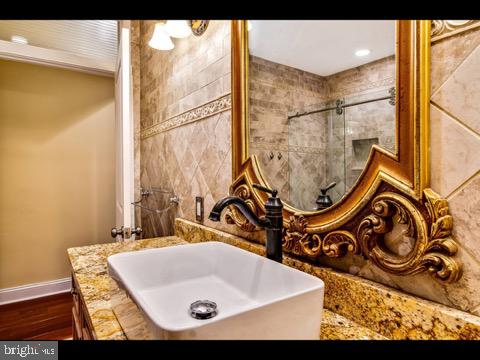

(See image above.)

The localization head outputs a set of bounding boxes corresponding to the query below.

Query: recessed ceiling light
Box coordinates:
[355,49,370,57]
[11,35,28,45]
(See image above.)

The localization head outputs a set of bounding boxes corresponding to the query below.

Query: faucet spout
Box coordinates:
[208,196,269,228]
[209,185,284,263]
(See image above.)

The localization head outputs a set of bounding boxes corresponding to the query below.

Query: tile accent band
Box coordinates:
[140,93,231,139]
[431,20,480,43]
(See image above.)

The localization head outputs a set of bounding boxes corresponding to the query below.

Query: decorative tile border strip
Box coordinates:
[140,93,231,139]
[329,77,395,100]
[431,20,480,43]
[251,142,325,155]
[250,143,288,152]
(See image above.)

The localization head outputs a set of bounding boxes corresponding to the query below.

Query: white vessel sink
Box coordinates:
[107,241,324,339]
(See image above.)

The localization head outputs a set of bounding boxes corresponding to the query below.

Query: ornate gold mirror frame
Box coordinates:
[229,20,462,283]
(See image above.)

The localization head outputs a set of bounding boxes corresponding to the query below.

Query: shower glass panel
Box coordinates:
[325,99,346,205]
[344,88,396,190]
[287,100,346,211]
[287,87,395,211]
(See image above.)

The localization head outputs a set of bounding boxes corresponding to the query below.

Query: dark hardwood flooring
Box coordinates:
[0,292,72,340]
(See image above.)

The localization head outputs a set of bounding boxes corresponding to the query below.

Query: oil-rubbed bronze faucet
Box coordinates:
[208,184,283,263]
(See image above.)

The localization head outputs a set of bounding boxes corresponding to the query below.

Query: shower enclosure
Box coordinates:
[287,87,396,211]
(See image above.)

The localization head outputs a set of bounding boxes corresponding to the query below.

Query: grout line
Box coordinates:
[471,303,480,316]
[446,169,480,201]
[431,43,480,98]
[430,103,480,200]
[211,115,231,184]
[431,102,480,140]
[455,239,480,272]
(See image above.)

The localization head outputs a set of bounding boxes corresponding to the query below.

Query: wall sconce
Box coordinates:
[148,23,174,50]
[148,20,210,51]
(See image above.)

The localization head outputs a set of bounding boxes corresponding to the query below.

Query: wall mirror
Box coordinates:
[229,20,463,283]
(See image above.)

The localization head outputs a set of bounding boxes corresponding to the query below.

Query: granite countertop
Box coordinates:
[67,237,385,340]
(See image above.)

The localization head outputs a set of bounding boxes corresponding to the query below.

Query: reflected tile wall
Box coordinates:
[325,105,346,203]
[288,58,395,208]
[325,57,396,193]
[327,56,396,99]
[343,89,396,189]
[249,55,329,204]
[287,110,328,210]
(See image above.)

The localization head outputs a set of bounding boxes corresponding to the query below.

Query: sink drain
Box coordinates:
[190,300,218,320]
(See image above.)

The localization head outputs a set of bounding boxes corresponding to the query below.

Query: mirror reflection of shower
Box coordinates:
[247,20,396,211]
[287,87,396,210]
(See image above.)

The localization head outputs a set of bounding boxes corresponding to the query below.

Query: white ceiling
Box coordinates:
[0,20,118,67]
[249,20,395,76]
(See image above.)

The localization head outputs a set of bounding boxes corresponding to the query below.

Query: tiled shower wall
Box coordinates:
[249,55,395,209]
[326,57,395,202]
[136,21,480,316]
[332,57,396,192]
[248,55,329,202]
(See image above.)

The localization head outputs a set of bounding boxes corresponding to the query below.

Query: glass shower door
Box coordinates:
[343,88,395,191]
[325,99,346,204]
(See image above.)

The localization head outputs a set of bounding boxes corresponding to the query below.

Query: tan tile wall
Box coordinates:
[137,22,480,316]
[248,54,395,209]
[428,27,480,315]
[327,56,395,98]
[248,55,328,208]
[326,56,396,202]
[313,28,480,316]
[137,21,263,243]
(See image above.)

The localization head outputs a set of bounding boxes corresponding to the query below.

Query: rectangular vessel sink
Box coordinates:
[107,241,324,339]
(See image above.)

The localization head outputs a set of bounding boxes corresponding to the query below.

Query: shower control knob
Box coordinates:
[111,227,124,238]
[111,226,142,239]
[132,227,143,236]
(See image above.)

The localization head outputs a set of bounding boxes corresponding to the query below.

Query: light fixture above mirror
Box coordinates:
[148,23,174,50]
[148,20,209,51]
[164,20,192,38]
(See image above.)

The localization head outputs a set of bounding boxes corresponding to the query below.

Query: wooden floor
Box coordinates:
[0,292,72,340]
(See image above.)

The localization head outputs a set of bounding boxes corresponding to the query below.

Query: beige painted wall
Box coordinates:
[0,59,115,288]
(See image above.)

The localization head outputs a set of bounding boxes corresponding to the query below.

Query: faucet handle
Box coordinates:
[321,182,337,194]
[252,183,278,198]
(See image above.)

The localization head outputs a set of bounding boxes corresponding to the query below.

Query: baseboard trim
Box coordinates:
[0,278,71,305]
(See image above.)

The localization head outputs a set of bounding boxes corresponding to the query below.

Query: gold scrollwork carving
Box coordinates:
[283,215,359,259]
[283,215,322,257]
[280,190,461,283]
[230,21,462,283]
[431,20,480,42]
[224,184,260,232]
[322,231,359,258]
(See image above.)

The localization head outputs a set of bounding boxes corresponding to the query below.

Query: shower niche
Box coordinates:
[350,137,378,183]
